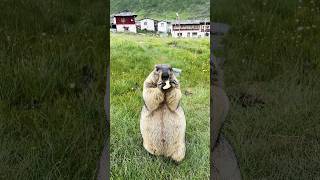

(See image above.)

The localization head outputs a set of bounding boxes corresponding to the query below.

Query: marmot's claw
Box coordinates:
[157,81,165,89]
[170,80,178,86]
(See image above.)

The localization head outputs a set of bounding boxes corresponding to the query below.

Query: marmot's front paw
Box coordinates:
[170,79,179,88]
[171,145,185,162]
[157,81,165,89]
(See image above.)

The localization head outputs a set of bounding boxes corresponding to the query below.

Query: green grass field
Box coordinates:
[110,33,210,179]
[212,0,320,179]
[0,0,106,179]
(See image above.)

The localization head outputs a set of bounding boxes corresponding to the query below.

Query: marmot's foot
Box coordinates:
[143,142,159,155]
[171,144,185,162]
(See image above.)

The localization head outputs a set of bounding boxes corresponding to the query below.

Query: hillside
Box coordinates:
[110,0,210,19]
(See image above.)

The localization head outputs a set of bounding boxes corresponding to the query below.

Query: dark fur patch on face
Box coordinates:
[155,64,173,81]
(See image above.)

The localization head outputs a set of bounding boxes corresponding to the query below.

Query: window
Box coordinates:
[178,33,182,37]
[187,32,190,37]
[124,27,129,31]
[161,23,164,27]
[121,18,125,23]
[144,22,147,25]
[192,32,197,36]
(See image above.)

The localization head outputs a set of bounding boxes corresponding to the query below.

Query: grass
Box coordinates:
[110,33,210,179]
[0,0,107,179]
[212,0,320,179]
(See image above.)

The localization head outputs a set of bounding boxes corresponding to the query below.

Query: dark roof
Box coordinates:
[171,20,210,25]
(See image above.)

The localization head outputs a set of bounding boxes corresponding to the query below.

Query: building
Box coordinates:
[139,18,158,31]
[136,21,141,30]
[113,11,137,33]
[157,20,172,33]
[171,20,210,38]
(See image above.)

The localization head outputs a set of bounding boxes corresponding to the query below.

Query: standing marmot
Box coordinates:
[140,64,186,162]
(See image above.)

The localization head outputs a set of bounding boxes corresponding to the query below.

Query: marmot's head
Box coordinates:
[154,64,174,82]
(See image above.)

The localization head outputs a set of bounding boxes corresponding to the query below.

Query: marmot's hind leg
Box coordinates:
[143,140,160,156]
[171,142,185,162]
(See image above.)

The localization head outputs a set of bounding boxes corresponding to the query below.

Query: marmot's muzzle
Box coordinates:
[161,71,169,80]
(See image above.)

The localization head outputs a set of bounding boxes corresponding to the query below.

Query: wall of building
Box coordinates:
[171,30,210,38]
[157,21,168,33]
[172,30,198,38]
[116,24,137,33]
[171,23,210,38]
[140,19,155,31]
[115,16,135,24]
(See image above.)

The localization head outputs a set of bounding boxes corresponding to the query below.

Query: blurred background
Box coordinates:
[0,0,107,179]
[212,0,320,179]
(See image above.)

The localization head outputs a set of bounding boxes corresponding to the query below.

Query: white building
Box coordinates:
[171,20,210,38]
[157,21,166,33]
[158,20,172,33]
[140,18,158,31]
[113,11,137,33]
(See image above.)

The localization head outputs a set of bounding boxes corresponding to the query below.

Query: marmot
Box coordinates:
[140,64,186,162]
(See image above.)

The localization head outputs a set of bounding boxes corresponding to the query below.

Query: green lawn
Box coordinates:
[0,0,106,179]
[110,33,210,179]
[212,0,320,179]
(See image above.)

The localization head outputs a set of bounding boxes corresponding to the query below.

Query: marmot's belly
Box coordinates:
[141,105,185,150]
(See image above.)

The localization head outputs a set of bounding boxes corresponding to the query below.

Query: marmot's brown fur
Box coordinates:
[140,64,186,162]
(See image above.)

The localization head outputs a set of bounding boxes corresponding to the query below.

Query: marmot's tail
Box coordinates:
[211,56,225,88]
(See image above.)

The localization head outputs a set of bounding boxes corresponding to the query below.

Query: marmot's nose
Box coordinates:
[161,72,169,80]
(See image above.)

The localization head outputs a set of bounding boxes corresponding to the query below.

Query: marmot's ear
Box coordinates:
[155,64,161,71]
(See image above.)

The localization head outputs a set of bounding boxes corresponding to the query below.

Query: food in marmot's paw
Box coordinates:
[162,80,171,89]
